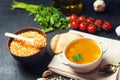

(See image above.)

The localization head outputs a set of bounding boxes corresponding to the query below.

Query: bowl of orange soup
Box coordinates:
[57,38,107,73]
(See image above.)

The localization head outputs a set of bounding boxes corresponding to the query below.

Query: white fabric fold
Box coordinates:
[48,30,120,80]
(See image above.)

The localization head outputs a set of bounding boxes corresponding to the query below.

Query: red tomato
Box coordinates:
[71,21,78,29]
[69,14,77,22]
[102,21,112,31]
[77,15,86,24]
[95,19,103,27]
[86,17,95,25]
[79,21,88,31]
[87,24,97,33]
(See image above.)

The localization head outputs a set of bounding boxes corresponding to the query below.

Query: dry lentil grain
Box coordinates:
[10,31,46,57]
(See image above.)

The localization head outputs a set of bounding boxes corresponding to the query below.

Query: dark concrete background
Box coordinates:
[0,0,120,80]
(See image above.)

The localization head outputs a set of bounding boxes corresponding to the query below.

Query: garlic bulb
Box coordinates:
[93,0,106,12]
[115,26,120,37]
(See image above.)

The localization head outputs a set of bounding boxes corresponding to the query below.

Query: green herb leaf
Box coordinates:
[12,0,70,33]
[72,54,82,61]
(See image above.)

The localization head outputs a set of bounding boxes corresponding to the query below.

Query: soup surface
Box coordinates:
[65,38,101,64]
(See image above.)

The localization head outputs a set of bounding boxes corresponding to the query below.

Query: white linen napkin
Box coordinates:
[48,30,120,80]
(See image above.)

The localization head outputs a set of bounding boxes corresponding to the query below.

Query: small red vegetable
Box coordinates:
[69,14,112,34]
[79,21,88,31]
[87,24,97,33]
[86,17,95,25]
[95,19,103,27]
[77,15,86,24]
[102,21,112,31]
[69,14,77,22]
[71,21,78,29]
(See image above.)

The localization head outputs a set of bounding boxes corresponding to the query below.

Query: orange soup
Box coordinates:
[65,38,101,64]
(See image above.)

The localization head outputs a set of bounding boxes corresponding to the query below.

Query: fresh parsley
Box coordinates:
[72,54,82,61]
[12,0,70,33]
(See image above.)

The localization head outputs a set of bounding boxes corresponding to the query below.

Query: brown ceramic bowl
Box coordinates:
[8,27,47,64]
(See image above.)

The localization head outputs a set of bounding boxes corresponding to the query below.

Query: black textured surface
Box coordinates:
[0,0,120,80]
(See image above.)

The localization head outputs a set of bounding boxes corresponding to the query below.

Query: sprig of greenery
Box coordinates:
[72,54,82,61]
[12,0,70,33]
[34,7,70,32]
[12,0,41,15]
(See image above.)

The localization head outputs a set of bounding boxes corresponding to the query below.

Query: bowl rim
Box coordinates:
[7,27,47,58]
[63,37,103,66]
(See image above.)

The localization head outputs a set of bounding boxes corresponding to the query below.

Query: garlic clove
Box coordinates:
[42,70,53,78]
[115,26,120,37]
[93,0,106,12]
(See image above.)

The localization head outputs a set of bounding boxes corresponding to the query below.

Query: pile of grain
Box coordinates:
[10,31,46,57]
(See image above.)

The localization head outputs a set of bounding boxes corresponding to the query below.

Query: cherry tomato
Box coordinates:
[95,19,103,27]
[77,15,86,24]
[69,14,77,22]
[102,21,112,31]
[79,21,88,31]
[71,21,78,29]
[87,24,97,33]
[86,17,95,25]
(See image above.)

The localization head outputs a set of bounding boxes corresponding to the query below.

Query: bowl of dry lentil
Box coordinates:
[8,27,47,64]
